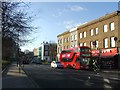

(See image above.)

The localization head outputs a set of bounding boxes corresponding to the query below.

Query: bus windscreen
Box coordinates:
[80,48,90,52]
[62,58,73,62]
[61,50,72,54]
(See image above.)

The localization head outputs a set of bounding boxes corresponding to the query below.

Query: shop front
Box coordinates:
[91,50,100,65]
[91,48,118,69]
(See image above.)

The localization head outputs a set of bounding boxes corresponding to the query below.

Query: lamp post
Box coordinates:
[114,37,120,69]
[17,30,21,72]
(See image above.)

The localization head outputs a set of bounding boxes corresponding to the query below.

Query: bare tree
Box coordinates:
[1,2,36,60]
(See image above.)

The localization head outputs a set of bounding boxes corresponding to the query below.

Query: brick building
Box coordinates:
[57,11,120,68]
[77,11,120,49]
[57,31,70,61]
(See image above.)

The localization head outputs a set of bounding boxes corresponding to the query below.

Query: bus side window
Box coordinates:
[76,57,81,63]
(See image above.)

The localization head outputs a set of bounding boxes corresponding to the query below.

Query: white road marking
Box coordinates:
[103,78,112,88]
[109,77,120,81]
[104,78,110,83]
[104,84,112,88]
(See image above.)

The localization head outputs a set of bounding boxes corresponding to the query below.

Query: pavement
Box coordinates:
[2,61,39,89]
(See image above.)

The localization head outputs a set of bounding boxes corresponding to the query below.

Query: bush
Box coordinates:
[2,60,11,70]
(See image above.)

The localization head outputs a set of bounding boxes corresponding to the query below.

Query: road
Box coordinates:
[22,63,119,89]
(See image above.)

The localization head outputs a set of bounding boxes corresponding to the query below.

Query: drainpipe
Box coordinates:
[118,47,120,70]
[117,7,120,69]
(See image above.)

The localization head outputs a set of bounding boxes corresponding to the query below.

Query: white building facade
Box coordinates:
[69,27,78,48]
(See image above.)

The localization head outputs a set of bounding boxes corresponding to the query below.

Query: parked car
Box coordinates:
[51,61,63,68]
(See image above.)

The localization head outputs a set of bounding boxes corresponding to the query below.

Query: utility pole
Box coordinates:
[118,0,120,70]
[114,37,120,70]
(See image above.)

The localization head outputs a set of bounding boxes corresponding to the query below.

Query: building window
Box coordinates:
[65,38,67,42]
[83,32,86,38]
[45,45,48,50]
[103,24,108,32]
[80,33,82,39]
[90,41,93,49]
[90,29,93,36]
[61,39,63,44]
[80,43,83,46]
[104,38,108,48]
[60,47,62,52]
[67,45,69,49]
[67,37,69,42]
[110,22,115,31]
[70,36,72,41]
[83,43,86,46]
[45,51,48,56]
[60,39,62,44]
[71,35,74,41]
[110,37,115,47]
[74,34,77,40]
[96,41,99,48]
[71,45,73,48]
[58,48,60,53]
[64,38,65,42]
[57,48,58,53]
[95,28,98,35]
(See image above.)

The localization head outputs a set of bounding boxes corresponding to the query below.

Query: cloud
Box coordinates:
[63,20,82,29]
[52,5,87,17]
[63,20,88,30]
[69,6,87,11]
[52,11,63,17]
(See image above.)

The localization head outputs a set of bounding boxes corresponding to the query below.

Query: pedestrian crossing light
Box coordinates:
[114,37,117,41]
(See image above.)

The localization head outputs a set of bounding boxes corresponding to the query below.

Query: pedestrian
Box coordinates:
[17,57,21,73]
[98,58,102,70]
[92,60,99,71]
[17,60,19,67]
[89,59,93,70]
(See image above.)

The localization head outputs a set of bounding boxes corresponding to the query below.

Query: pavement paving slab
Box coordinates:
[2,62,38,88]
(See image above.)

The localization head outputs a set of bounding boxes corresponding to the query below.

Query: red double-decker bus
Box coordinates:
[60,46,91,70]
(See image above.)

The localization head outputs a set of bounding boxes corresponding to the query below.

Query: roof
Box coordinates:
[57,30,70,37]
[77,11,120,30]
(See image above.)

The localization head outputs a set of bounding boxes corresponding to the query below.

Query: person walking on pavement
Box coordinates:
[17,57,22,73]
[92,59,100,71]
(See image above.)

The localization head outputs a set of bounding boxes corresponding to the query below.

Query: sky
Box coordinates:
[20,2,119,52]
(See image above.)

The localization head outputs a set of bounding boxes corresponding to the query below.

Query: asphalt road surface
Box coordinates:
[22,63,119,89]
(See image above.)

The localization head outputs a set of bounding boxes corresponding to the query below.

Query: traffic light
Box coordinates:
[114,37,117,41]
